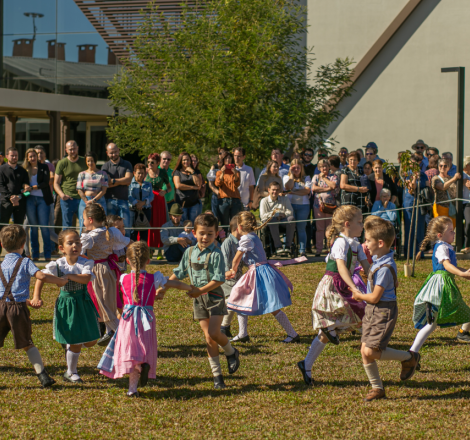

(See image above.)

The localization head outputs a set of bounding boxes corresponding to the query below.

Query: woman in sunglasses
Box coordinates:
[339,152,368,213]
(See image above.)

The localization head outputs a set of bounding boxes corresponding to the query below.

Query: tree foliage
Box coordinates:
[107,0,354,166]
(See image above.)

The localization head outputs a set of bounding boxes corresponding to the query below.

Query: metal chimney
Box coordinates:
[47,40,66,61]
[77,44,97,63]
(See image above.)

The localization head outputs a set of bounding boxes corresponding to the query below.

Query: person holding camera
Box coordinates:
[215,152,242,231]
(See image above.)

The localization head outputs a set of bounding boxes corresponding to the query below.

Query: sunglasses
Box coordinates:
[148,161,155,165]
[415,146,425,150]
[365,153,374,156]
[303,153,313,157]
[161,158,171,161]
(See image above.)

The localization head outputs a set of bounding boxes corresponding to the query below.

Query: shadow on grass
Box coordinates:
[158,343,270,358]
[31,319,53,325]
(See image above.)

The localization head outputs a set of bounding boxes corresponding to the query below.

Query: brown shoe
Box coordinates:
[363,387,386,402]
[400,351,420,381]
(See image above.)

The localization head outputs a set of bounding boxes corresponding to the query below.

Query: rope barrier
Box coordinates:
[1,198,466,230]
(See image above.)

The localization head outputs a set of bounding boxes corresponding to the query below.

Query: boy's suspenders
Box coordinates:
[368,263,398,296]
[188,246,212,285]
[0,258,24,302]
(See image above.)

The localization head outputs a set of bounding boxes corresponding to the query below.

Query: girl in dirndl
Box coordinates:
[98,242,192,397]
[409,216,470,356]
[36,229,100,383]
[226,211,299,343]
[297,205,370,385]
[80,203,130,346]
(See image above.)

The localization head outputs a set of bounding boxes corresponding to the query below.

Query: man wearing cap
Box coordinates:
[364,142,384,163]
[412,139,429,170]
[160,203,190,263]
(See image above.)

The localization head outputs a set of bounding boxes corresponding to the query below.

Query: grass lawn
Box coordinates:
[2,259,470,439]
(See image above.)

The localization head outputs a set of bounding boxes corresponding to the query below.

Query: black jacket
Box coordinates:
[368,173,398,203]
[34,162,54,206]
[0,163,29,206]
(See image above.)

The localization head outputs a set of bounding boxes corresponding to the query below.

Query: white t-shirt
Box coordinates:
[236,163,256,206]
[30,174,43,197]
[282,175,312,205]
[435,241,453,263]
[42,256,95,281]
[326,233,367,262]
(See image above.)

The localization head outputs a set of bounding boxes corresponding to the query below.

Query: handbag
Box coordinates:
[318,175,337,215]
[133,210,150,229]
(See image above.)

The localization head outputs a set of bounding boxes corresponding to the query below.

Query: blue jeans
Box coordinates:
[106,198,131,237]
[164,244,186,263]
[218,198,242,232]
[60,197,80,229]
[403,193,425,259]
[292,204,310,253]
[26,196,52,259]
[79,197,107,235]
[182,202,202,224]
[211,193,219,218]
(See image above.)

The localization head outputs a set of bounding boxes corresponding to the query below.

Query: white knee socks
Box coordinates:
[222,342,235,356]
[128,368,140,394]
[364,361,383,390]
[380,347,412,362]
[410,321,438,353]
[222,310,236,327]
[237,314,248,338]
[66,350,81,381]
[26,347,44,374]
[208,356,222,377]
[304,335,326,377]
[275,311,298,338]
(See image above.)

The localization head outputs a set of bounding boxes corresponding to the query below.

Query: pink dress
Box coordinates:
[98,271,168,379]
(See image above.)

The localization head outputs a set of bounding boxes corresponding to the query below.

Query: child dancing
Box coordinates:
[220,216,249,342]
[163,213,240,389]
[297,205,370,385]
[351,216,419,402]
[35,229,100,384]
[409,216,470,356]
[226,211,299,343]
[0,225,67,387]
[98,242,192,397]
[81,203,130,346]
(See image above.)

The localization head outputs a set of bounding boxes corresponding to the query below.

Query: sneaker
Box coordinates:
[63,371,83,384]
[282,334,300,343]
[226,348,240,374]
[37,369,56,388]
[400,351,420,381]
[230,335,250,343]
[213,375,226,389]
[320,328,340,345]
[97,331,115,347]
[220,326,233,338]
[456,329,470,343]
[300,252,307,258]
[297,361,313,386]
[127,391,140,398]
[276,247,285,255]
[363,387,386,402]
[138,363,150,387]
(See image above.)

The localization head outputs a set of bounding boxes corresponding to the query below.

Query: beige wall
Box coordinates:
[307,0,468,163]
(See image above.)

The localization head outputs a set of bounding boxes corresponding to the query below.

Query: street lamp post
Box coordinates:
[441,67,465,251]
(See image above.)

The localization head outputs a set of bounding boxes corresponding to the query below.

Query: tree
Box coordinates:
[107,0,354,166]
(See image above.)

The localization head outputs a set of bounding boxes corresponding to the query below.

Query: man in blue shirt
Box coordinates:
[412,139,429,169]
[257,148,290,184]
[443,151,457,177]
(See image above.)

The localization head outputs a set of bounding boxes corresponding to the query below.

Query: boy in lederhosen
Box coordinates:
[0,225,68,387]
[160,213,241,389]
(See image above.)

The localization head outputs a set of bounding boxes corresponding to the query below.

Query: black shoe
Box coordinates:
[213,375,226,389]
[99,322,106,338]
[297,361,313,386]
[37,369,55,388]
[289,244,296,258]
[226,348,240,374]
[315,253,321,258]
[127,391,140,398]
[320,328,340,345]
[220,326,232,338]
[63,371,84,384]
[306,248,312,254]
[416,361,421,372]
[97,331,115,347]
[456,329,470,342]
[282,334,300,343]
[139,363,150,387]
[426,302,435,325]
[230,335,250,343]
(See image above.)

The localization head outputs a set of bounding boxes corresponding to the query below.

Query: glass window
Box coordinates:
[15,119,50,160]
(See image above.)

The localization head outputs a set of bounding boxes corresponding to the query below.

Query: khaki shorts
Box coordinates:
[361,301,398,351]
[193,291,227,320]
[0,301,34,349]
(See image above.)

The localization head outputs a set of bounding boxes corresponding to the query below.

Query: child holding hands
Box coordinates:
[351,216,419,402]
[0,225,68,387]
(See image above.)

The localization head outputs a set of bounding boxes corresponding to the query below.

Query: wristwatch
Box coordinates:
[112,178,116,185]
[249,200,253,203]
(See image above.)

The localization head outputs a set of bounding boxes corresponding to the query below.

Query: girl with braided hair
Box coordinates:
[98,242,192,397]
[409,216,470,355]
[81,203,130,346]
[226,211,299,343]
[298,205,370,385]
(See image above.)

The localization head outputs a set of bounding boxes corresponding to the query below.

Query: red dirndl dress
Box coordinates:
[147,191,167,248]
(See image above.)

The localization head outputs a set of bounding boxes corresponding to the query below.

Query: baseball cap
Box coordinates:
[365,142,378,151]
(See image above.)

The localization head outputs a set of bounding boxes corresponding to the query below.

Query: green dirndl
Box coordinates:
[413,270,470,329]
[53,274,100,345]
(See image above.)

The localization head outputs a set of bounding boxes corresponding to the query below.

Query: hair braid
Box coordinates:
[417,216,453,260]
[254,210,278,232]
[133,244,141,303]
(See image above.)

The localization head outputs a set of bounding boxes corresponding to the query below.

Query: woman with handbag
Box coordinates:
[283,159,312,257]
[129,163,154,242]
[431,158,461,228]
[311,159,339,257]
